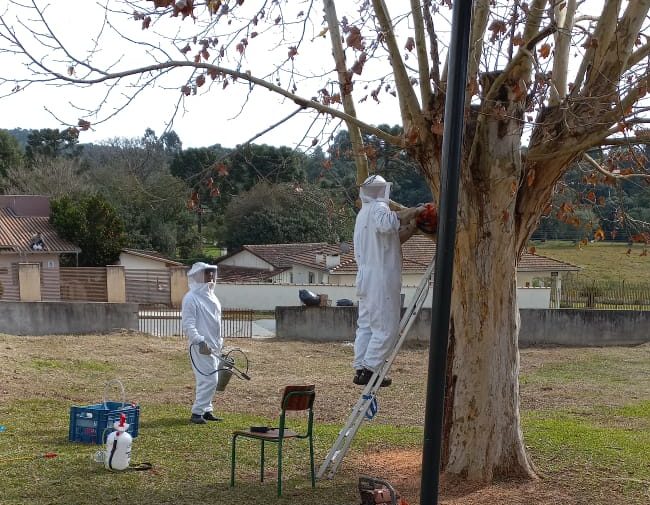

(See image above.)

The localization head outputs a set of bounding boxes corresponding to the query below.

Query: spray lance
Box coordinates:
[189,344,251,391]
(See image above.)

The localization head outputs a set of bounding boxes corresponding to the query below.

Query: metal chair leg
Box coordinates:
[277,438,283,497]
[309,433,315,488]
[260,440,265,482]
[230,435,238,488]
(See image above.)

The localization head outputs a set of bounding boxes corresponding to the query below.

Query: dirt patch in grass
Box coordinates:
[352,448,633,505]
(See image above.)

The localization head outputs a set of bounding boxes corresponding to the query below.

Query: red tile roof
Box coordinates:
[0,207,80,254]
[215,235,579,282]
[216,265,289,282]
[240,242,332,268]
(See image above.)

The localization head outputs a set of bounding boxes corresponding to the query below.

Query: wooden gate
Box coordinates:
[125,269,171,306]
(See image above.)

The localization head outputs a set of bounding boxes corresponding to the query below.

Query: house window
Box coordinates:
[290,272,294,283]
[308,272,315,284]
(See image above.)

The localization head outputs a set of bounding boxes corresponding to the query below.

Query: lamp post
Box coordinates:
[420,2,473,504]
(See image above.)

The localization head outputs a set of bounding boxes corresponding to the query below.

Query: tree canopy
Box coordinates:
[222,181,354,249]
[50,194,125,266]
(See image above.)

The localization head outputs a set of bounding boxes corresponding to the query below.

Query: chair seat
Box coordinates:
[234,428,299,440]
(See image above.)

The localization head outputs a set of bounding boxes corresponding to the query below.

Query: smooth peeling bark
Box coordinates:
[446,226,535,481]
[439,73,535,480]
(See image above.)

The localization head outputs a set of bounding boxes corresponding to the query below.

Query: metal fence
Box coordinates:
[560,279,650,310]
[138,308,254,338]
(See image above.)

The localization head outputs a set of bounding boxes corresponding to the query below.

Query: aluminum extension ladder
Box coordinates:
[317,259,435,480]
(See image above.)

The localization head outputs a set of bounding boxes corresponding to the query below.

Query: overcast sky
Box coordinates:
[0,1,616,151]
[0,0,411,150]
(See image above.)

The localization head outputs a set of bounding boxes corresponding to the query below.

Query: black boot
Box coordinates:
[353,368,392,387]
[203,412,223,422]
[190,413,206,424]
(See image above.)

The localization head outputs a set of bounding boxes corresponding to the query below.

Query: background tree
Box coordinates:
[170,142,309,243]
[1,155,91,197]
[25,128,82,160]
[222,181,354,249]
[0,129,23,178]
[50,194,125,266]
[82,130,195,257]
[2,0,649,483]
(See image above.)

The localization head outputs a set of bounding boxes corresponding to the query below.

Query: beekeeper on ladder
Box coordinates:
[352,175,425,387]
[182,262,224,424]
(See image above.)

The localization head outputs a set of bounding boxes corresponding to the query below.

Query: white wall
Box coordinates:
[291,264,325,284]
[330,272,421,286]
[213,283,551,310]
[219,250,273,270]
[333,271,563,288]
[516,287,551,309]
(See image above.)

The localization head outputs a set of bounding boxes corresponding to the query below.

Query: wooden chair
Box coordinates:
[230,385,316,497]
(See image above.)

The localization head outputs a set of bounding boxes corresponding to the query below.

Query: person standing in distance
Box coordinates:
[352,174,424,387]
[182,262,223,424]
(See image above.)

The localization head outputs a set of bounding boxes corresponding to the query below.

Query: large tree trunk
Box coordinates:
[437,71,536,481]
[444,223,535,480]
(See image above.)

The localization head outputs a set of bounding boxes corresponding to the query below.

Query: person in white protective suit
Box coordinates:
[182,262,223,424]
[352,175,424,387]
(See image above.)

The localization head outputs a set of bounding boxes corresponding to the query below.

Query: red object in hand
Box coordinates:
[416,203,438,234]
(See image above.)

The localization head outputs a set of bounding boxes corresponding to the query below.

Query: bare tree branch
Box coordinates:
[323,0,370,185]
[549,0,576,107]
[409,0,432,109]
[422,0,440,92]
[626,41,650,71]
[371,0,426,135]
[465,0,490,92]
[583,152,650,181]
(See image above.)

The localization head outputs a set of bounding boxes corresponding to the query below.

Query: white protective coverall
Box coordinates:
[353,175,402,372]
[182,262,223,416]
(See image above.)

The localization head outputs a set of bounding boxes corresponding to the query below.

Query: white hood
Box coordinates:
[359,174,391,204]
[187,262,218,292]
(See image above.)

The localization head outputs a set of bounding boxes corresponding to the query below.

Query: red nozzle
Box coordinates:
[119,413,126,427]
[43,452,57,459]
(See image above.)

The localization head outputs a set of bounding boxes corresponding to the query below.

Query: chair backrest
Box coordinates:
[281,385,315,411]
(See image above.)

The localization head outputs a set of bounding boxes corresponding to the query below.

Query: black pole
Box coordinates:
[420,2,473,505]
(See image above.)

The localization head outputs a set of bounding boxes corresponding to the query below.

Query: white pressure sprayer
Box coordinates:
[104,413,132,471]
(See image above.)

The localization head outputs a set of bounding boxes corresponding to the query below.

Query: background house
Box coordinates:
[218,235,579,288]
[212,236,579,310]
[119,248,185,270]
[0,195,80,301]
[216,242,347,284]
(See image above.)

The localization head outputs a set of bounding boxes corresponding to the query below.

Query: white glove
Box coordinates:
[396,205,425,222]
[198,341,212,355]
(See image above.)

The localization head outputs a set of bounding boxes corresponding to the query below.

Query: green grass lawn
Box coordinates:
[533,241,650,283]
[1,335,649,504]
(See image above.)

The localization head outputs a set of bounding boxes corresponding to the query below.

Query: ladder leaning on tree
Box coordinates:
[317,258,436,480]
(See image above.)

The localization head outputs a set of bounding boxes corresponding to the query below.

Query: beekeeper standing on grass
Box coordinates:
[352,175,425,387]
[182,262,224,425]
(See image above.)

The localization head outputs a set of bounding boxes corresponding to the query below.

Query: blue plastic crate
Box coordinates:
[68,401,140,444]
